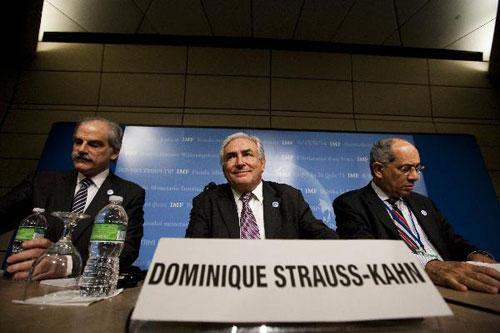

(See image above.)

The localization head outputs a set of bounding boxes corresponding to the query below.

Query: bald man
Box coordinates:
[333,138,499,294]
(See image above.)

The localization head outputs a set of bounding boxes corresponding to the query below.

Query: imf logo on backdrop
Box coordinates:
[267,164,336,229]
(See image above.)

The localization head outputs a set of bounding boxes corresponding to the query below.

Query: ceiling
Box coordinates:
[39,0,498,60]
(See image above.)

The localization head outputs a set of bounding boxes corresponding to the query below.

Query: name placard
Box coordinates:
[132,238,451,323]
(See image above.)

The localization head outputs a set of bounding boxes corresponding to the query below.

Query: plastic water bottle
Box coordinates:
[79,195,128,297]
[11,208,47,254]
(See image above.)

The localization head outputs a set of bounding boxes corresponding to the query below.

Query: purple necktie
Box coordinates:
[239,192,260,239]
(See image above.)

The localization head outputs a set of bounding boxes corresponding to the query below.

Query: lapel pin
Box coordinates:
[107,189,114,195]
[420,209,427,216]
[272,201,279,208]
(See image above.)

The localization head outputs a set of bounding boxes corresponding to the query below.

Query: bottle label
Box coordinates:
[15,227,36,241]
[90,224,126,242]
[33,227,47,239]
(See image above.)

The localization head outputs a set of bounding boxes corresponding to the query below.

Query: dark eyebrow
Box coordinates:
[224,151,237,160]
[223,148,254,161]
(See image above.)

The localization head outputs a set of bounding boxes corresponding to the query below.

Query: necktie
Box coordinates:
[386,198,419,251]
[387,198,406,221]
[239,192,260,239]
[72,178,93,213]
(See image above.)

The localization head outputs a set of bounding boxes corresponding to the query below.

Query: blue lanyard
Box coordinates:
[383,201,425,251]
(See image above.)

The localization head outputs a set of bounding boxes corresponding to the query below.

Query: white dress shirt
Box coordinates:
[371,181,443,267]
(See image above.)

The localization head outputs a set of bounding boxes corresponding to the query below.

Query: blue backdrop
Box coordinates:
[38,123,499,270]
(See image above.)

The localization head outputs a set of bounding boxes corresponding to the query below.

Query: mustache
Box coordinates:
[72,152,92,162]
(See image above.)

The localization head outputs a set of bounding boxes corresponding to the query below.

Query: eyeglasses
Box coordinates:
[396,164,425,175]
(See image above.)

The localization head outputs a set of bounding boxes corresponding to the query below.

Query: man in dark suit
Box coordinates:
[333,138,499,293]
[186,132,337,239]
[1,117,145,280]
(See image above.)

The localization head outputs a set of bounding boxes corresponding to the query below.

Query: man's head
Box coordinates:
[220,132,266,193]
[71,117,123,178]
[370,138,423,199]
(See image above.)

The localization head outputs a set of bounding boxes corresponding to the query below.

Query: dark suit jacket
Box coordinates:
[0,170,145,269]
[186,181,337,239]
[333,183,479,261]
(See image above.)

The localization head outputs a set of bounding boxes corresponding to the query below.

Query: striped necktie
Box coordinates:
[239,192,260,239]
[72,178,93,213]
[386,198,419,252]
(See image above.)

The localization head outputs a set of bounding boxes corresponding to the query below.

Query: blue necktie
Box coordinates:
[386,198,418,251]
[72,178,93,213]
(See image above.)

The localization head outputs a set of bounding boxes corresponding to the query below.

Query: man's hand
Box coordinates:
[425,260,500,294]
[30,254,69,281]
[468,252,496,264]
[6,238,53,280]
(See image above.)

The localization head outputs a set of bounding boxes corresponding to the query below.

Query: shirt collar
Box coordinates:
[77,169,109,189]
[371,180,396,202]
[231,181,264,202]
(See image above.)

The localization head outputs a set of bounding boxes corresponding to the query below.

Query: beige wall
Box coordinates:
[1,42,499,260]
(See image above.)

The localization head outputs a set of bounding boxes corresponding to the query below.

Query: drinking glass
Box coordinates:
[20,211,89,303]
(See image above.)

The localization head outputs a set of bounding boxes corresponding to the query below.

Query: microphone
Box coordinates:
[204,182,217,191]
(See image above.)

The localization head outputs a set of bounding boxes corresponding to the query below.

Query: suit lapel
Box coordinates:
[363,185,400,238]
[263,182,281,238]
[60,171,78,211]
[47,171,78,240]
[405,195,446,255]
[217,185,240,238]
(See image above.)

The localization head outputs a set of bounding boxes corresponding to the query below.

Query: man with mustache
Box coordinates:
[186,132,337,239]
[1,117,145,280]
[333,138,499,293]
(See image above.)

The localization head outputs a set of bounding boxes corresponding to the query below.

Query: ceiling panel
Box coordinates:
[294,0,355,41]
[333,0,398,44]
[400,0,498,48]
[137,16,157,34]
[394,0,431,23]
[203,0,251,37]
[253,0,303,39]
[48,0,143,33]
[38,0,499,59]
[146,0,211,36]
[447,19,496,60]
[383,31,402,46]
[132,0,153,13]
[40,1,85,38]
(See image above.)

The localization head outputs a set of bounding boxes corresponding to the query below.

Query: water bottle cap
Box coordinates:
[32,207,45,213]
[109,195,123,203]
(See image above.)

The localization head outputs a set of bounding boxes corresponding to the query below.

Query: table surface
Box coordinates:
[0,279,140,333]
[437,286,500,314]
[0,278,498,333]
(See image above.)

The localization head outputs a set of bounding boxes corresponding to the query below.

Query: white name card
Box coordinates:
[132,238,451,323]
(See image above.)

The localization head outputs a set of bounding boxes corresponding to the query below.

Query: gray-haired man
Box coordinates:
[186,132,337,240]
[1,117,145,280]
